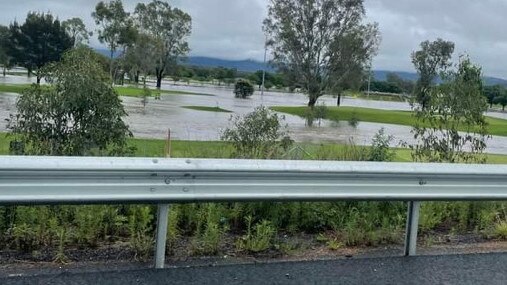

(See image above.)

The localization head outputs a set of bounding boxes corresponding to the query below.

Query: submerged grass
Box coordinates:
[182,106,232,113]
[271,106,507,137]
[0,83,214,97]
[114,86,214,97]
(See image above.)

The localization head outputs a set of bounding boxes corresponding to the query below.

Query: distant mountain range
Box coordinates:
[94,49,507,86]
[183,56,275,73]
[373,70,507,87]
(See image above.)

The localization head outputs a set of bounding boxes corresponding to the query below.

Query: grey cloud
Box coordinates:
[1,0,507,77]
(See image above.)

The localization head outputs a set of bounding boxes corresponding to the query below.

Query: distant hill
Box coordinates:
[93,49,507,85]
[183,56,273,72]
[374,70,507,87]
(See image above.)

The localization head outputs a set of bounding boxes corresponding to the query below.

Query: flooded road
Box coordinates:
[1,76,507,154]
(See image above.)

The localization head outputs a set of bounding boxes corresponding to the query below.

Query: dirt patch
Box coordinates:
[1,232,506,276]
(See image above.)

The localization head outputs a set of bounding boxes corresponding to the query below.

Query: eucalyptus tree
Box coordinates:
[92,0,136,79]
[135,0,192,88]
[8,12,73,83]
[412,39,455,109]
[62,17,92,46]
[411,57,489,163]
[124,33,158,84]
[264,0,380,107]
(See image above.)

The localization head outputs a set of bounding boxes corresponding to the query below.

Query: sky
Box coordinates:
[0,0,507,78]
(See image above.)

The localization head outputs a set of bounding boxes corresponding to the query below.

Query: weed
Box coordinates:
[327,238,343,251]
[494,221,507,239]
[237,217,276,253]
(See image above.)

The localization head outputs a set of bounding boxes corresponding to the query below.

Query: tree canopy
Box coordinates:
[412,39,455,109]
[92,0,137,79]
[62,17,92,46]
[135,0,192,88]
[411,56,488,163]
[8,12,73,83]
[7,47,133,156]
[264,0,380,107]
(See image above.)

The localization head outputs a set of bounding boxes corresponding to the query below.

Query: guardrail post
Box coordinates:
[404,201,420,256]
[155,204,170,269]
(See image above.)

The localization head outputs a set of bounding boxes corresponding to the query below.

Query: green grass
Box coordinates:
[0,83,214,97]
[2,133,507,163]
[113,86,214,97]
[0,84,31,94]
[271,106,507,137]
[182,106,232,113]
[344,91,406,102]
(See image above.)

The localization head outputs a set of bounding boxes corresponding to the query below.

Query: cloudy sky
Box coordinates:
[0,0,506,78]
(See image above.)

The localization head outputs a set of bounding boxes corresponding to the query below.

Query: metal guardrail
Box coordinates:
[1,156,507,268]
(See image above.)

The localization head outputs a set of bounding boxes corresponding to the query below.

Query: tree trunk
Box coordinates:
[135,71,140,84]
[156,74,162,89]
[2,66,5,77]
[308,96,317,107]
[36,75,41,84]
[109,50,114,81]
[337,93,342,106]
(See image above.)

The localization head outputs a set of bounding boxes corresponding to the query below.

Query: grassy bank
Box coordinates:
[3,133,507,163]
[114,86,214,97]
[272,106,507,137]
[0,83,213,97]
[182,106,232,113]
[0,84,31,94]
[344,91,406,102]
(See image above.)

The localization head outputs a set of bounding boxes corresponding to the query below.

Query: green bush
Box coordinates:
[369,128,395,162]
[221,106,292,158]
[234,80,254,98]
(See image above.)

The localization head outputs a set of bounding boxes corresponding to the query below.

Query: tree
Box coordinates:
[124,33,157,84]
[62,17,92,46]
[234,80,255,98]
[264,0,380,107]
[386,72,415,94]
[493,93,507,111]
[410,56,489,163]
[8,12,73,83]
[92,0,133,79]
[7,47,133,156]
[412,39,455,109]
[0,25,11,76]
[135,0,192,88]
[483,85,503,108]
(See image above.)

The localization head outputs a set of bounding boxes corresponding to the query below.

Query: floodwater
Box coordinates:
[1,75,507,154]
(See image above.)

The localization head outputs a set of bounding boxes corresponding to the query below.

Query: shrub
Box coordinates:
[234,80,254,98]
[369,128,395,162]
[221,106,292,158]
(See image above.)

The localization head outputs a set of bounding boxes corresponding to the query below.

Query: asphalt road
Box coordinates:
[2,253,507,285]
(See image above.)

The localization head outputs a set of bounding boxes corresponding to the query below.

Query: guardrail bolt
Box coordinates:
[182,187,189,192]
[164,178,172,184]
[419,180,427,186]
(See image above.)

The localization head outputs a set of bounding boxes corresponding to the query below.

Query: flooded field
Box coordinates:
[1,75,507,154]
